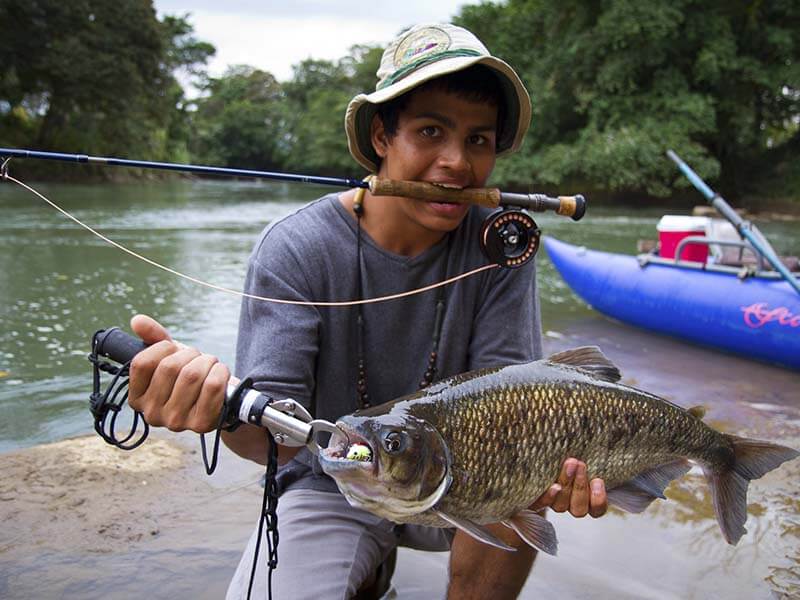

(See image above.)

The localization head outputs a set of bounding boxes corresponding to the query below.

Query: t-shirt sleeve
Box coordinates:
[467,258,543,369]
[234,231,322,412]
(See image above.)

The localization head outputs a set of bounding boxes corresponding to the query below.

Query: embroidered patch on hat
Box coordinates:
[394,26,452,69]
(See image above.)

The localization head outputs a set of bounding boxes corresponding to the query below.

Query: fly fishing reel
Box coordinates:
[480,209,541,268]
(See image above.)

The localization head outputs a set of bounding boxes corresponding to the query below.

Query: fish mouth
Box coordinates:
[319,422,375,472]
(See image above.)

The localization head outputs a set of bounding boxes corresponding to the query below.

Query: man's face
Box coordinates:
[371,87,498,235]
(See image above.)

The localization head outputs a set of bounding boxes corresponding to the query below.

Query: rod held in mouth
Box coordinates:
[369,178,502,207]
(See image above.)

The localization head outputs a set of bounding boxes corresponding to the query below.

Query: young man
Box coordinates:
[128,23,607,599]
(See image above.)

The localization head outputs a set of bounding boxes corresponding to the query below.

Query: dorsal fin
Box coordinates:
[547,346,621,383]
[687,405,707,419]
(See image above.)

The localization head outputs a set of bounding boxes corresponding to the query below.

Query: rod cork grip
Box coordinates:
[94,327,148,364]
[558,194,587,221]
[370,178,502,208]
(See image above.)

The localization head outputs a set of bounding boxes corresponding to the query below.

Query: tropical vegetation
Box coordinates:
[0,0,798,205]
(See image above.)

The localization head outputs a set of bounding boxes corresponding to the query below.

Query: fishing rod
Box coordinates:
[0,147,586,218]
[667,150,800,296]
[1,147,587,269]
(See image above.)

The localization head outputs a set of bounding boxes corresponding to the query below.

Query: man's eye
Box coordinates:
[469,134,487,145]
[420,126,441,137]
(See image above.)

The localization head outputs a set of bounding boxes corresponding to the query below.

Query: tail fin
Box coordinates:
[705,436,799,545]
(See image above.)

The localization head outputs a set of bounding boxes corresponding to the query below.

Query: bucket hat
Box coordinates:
[345,22,532,173]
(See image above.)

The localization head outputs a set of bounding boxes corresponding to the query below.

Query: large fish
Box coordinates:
[319,347,798,554]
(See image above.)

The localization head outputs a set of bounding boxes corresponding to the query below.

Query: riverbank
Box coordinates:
[0,431,265,598]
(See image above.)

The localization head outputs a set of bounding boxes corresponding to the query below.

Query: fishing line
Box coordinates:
[3,173,499,306]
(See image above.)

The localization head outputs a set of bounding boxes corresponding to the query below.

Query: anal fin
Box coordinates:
[433,510,516,552]
[607,459,692,513]
[502,509,558,556]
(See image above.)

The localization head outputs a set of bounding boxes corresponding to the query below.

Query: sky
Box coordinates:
[154,1,471,82]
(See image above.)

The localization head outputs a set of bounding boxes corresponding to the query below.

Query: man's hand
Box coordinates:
[127,314,230,434]
[530,458,608,518]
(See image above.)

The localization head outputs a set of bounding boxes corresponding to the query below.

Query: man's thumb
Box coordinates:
[130,314,173,345]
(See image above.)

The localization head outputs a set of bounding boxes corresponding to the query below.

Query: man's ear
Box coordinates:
[370,114,389,158]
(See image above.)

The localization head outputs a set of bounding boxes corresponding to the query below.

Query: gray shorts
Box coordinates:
[225,489,453,600]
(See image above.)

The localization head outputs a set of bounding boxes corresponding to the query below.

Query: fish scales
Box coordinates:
[319,347,798,550]
[397,362,723,525]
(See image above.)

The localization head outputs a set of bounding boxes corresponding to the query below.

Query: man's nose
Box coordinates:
[437,141,470,173]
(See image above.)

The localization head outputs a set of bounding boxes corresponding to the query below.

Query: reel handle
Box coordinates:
[369,178,587,220]
[93,327,148,364]
[370,178,502,207]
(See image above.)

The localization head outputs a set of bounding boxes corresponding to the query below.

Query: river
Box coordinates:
[1,179,798,598]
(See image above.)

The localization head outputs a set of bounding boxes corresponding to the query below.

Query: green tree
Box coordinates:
[190,66,286,169]
[457,0,800,200]
[158,14,216,162]
[0,1,213,175]
[282,46,382,175]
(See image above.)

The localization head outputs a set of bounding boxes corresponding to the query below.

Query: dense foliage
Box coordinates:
[189,45,382,175]
[0,0,797,203]
[456,0,800,200]
[0,1,213,176]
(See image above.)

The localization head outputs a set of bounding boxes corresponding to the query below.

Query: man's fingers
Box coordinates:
[190,361,231,433]
[151,347,202,391]
[568,462,590,518]
[128,340,181,404]
[546,458,608,518]
[162,353,219,431]
[528,483,562,511]
[551,458,577,512]
[131,314,173,345]
[589,478,608,518]
[139,347,200,425]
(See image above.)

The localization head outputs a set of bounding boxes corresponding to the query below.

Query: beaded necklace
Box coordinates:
[353,188,450,409]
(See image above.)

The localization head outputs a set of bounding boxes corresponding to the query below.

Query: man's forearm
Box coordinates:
[221,424,302,465]
[221,424,270,465]
[447,525,537,600]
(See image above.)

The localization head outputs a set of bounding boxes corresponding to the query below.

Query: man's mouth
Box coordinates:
[426,182,470,212]
[430,182,464,190]
[430,182,465,200]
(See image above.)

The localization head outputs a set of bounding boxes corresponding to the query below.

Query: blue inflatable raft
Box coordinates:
[544,236,800,370]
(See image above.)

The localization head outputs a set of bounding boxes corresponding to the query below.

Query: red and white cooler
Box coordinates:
[657,215,710,262]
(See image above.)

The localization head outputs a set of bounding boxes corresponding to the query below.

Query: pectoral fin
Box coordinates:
[607,459,692,513]
[501,509,558,555]
[433,510,516,552]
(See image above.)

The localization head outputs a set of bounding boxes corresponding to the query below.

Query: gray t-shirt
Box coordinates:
[235,193,543,492]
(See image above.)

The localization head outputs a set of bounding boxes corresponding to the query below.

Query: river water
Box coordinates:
[1,179,798,598]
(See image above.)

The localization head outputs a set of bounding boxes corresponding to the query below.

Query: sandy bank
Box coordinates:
[0,433,266,598]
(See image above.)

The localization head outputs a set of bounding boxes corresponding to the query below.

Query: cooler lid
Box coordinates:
[657,215,710,232]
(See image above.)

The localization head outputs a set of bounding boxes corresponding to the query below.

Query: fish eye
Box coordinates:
[382,431,404,453]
